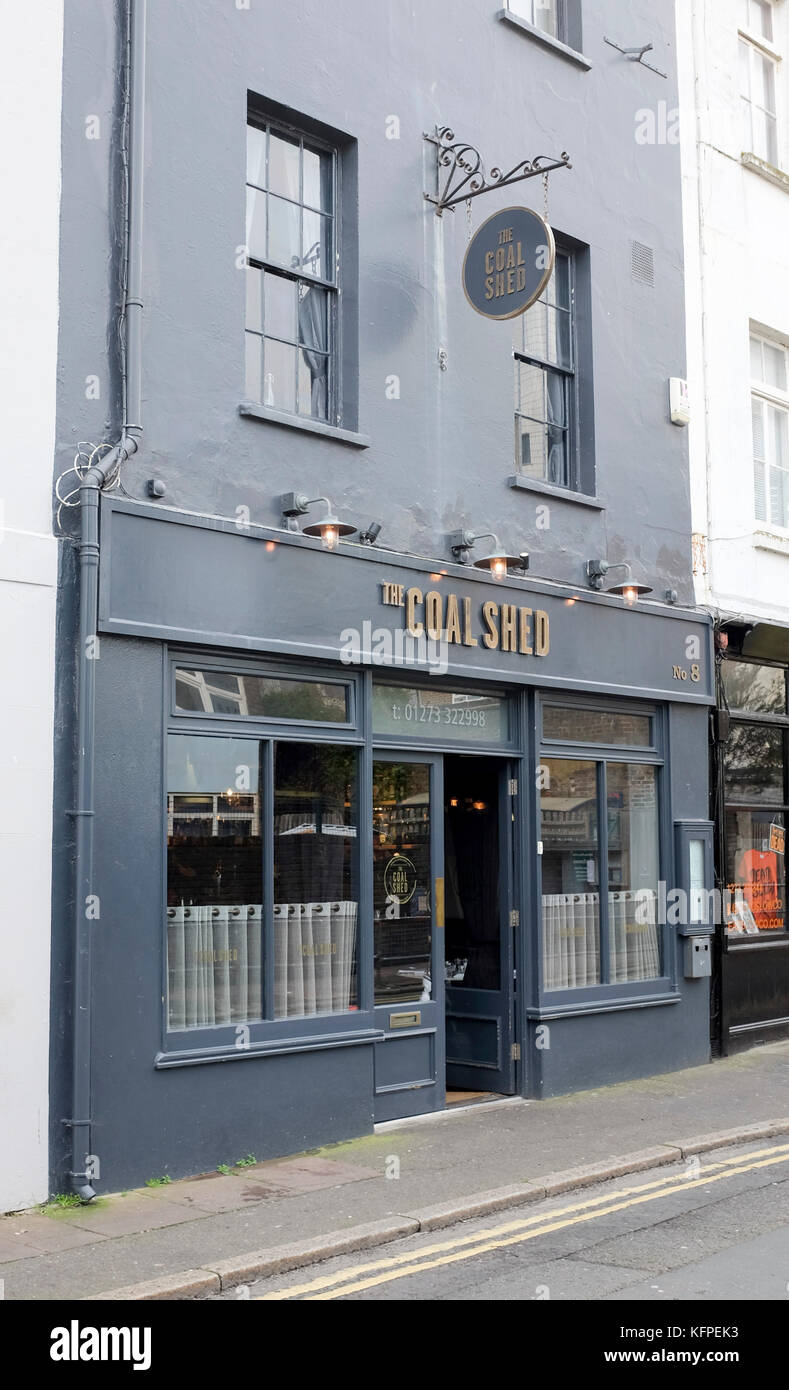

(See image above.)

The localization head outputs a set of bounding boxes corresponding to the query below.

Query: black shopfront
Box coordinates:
[52,499,715,1191]
[713,623,789,1053]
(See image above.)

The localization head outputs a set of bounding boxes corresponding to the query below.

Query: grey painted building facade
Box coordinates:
[51,0,713,1194]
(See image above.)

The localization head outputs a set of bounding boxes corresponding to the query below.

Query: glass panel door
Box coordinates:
[373,756,444,1121]
[444,755,516,1095]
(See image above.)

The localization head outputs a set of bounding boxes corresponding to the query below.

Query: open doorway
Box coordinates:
[444,754,516,1102]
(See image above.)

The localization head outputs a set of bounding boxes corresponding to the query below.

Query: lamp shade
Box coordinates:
[473,550,524,581]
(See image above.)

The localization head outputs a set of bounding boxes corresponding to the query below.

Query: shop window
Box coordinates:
[540,705,662,991]
[167,737,263,1030]
[245,114,338,423]
[721,658,788,714]
[273,742,358,1017]
[750,333,789,530]
[166,734,359,1032]
[175,667,350,723]
[542,705,652,747]
[721,658,788,936]
[541,758,601,986]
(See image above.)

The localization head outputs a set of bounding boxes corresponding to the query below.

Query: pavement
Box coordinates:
[3,1039,789,1301]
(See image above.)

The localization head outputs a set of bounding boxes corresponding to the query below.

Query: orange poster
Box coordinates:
[735,849,784,931]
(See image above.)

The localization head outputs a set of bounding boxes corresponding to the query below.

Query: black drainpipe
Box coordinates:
[69,0,146,1199]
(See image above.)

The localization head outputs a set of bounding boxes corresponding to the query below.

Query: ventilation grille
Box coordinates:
[631,240,655,287]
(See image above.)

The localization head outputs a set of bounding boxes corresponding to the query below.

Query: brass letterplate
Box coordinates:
[389,1010,421,1030]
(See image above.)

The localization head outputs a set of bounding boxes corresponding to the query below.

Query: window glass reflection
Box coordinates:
[273,743,358,1017]
[374,762,432,1004]
[166,736,262,1031]
[725,808,786,933]
[606,763,661,981]
[540,759,600,989]
[175,670,349,722]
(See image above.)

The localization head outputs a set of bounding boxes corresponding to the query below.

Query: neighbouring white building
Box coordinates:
[678,0,789,1054]
[0,3,63,1209]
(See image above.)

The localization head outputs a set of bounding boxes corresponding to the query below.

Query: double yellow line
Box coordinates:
[256,1141,789,1300]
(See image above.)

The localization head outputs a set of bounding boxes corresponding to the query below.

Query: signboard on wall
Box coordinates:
[99,500,716,706]
[462,205,555,320]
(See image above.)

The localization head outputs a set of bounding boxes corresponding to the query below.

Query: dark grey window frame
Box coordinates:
[512,240,595,497]
[534,693,674,1006]
[244,114,338,424]
[161,651,374,1060]
[242,96,361,438]
[514,249,576,491]
[170,657,357,732]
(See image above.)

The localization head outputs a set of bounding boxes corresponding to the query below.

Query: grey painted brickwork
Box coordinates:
[55,0,690,598]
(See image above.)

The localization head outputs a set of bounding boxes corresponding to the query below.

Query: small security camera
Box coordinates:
[518,551,530,571]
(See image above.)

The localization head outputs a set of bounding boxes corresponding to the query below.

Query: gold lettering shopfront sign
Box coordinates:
[381,582,550,657]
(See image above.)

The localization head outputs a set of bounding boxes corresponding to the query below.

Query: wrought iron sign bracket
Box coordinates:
[423,126,571,216]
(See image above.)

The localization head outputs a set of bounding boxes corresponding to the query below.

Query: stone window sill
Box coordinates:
[496,9,592,70]
[753,525,789,556]
[507,474,604,509]
[239,402,370,449]
[741,152,789,193]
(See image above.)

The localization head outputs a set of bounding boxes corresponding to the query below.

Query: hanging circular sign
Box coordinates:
[462,205,555,320]
[384,853,417,905]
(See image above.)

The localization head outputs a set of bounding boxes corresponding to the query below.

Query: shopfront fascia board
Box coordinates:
[98,498,714,705]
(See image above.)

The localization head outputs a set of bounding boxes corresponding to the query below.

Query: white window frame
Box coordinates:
[750,332,789,533]
[739,0,782,167]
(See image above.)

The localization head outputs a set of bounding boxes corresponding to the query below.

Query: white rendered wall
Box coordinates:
[0,2,62,1210]
[679,0,789,623]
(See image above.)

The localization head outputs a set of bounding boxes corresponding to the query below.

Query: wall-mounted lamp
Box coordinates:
[449,530,528,582]
[586,559,652,604]
[281,492,356,550]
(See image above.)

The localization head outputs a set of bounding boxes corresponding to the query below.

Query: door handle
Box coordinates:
[435,876,445,928]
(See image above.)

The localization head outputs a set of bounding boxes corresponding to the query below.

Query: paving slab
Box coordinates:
[56,1193,200,1238]
[145,1174,292,1213]
[251,1157,380,1192]
[0,1212,105,1258]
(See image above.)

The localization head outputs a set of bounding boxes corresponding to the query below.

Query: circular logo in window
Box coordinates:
[384,853,418,905]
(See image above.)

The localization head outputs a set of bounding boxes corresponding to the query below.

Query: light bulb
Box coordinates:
[621,585,638,605]
[321,524,339,551]
[490,556,507,581]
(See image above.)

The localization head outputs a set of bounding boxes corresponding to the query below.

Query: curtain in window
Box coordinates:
[541,890,659,988]
[298,286,328,417]
[545,372,567,486]
[273,900,358,1016]
[542,892,600,989]
[167,903,263,1028]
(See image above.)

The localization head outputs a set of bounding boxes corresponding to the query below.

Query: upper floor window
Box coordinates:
[513,251,577,489]
[750,333,789,529]
[739,0,780,164]
[245,118,337,423]
[507,0,561,40]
